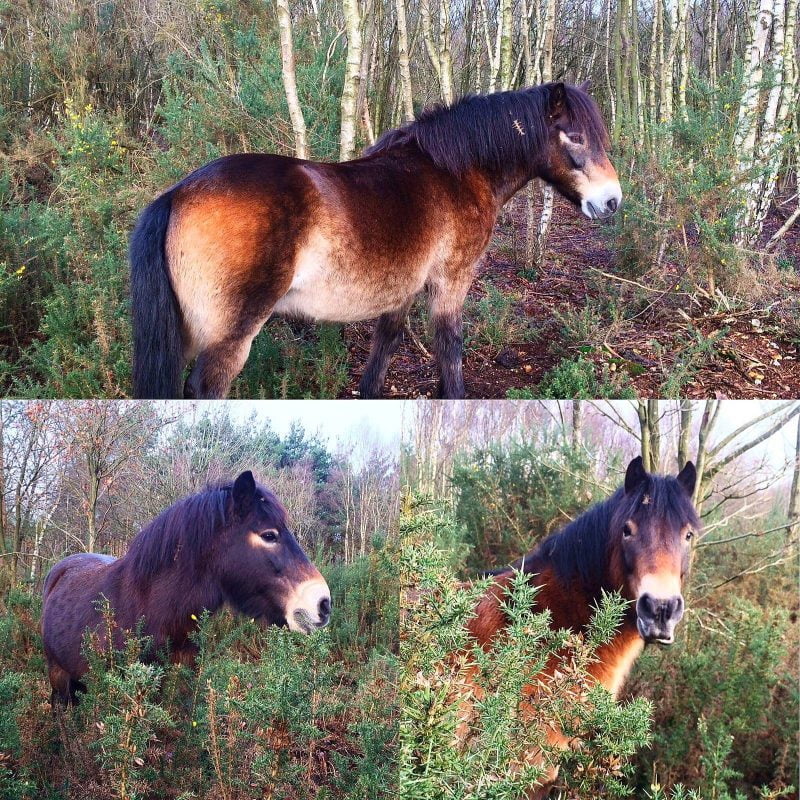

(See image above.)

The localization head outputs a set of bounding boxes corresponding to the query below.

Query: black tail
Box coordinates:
[130,189,184,398]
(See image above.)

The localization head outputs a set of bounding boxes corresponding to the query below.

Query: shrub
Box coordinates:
[536,355,636,399]
[451,436,611,571]
[609,75,778,295]
[464,281,534,350]
[628,599,797,799]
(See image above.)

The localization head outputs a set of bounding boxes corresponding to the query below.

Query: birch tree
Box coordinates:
[733,0,797,242]
[529,0,557,268]
[340,0,363,160]
[420,0,454,103]
[276,0,308,159]
[395,0,414,121]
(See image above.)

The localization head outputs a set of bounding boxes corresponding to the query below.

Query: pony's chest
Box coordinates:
[589,631,645,697]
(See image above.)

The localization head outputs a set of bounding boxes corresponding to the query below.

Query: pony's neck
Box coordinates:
[486,167,538,207]
[536,500,614,597]
[522,494,637,633]
[116,554,225,651]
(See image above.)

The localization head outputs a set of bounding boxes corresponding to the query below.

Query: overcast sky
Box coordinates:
[155,399,797,477]
[168,399,408,448]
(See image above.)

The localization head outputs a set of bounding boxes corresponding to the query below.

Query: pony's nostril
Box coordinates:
[606,197,618,213]
[318,596,331,620]
[638,592,657,618]
[668,595,684,620]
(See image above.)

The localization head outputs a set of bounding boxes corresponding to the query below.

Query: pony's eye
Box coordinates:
[685,530,694,542]
[568,133,584,145]
[261,530,279,543]
[622,523,633,539]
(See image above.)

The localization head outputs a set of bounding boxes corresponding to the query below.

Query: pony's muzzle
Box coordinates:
[636,592,684,645]
[580,180,622,220]
[286,578,332,634]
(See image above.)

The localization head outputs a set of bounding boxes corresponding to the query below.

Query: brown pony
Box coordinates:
[130,81,621,399]
[464,456,698,797]
[41,471,331,704]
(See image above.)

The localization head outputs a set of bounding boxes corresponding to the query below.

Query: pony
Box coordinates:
[41,470,331,704]
[463,456,698,797]
[130,81,621,399]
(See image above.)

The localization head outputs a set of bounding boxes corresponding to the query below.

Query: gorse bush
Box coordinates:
[0,554,397,799]
[325,539,399,653]
[233,321,350,399]
[610,74,785,295]
[628,600,797,800]
[399,495,654,800]
[536,355,636,400]
[451,435,613,572]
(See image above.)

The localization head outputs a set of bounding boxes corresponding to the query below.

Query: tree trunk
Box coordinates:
[733,0,778,235]
[395,0,414,121]
[276,0,308,159]
[677,400,693,469]
[749,0,797,237]
[340,0,363,160]
[438,0,454,103]
[787,416,800,536]
[572,401,583,452]
[498,0,514,90]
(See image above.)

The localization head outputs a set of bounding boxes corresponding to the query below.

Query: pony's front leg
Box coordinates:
[48,663,73,707]
[429,264,474,398]
[358,300,414,398]
[433,310,465,399]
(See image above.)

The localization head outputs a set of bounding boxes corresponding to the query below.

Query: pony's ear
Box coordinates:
[624,456,649,495]
[232,470,256,514]
[548,82,567,118]
[676,461,697,496]
[578,79,592,92]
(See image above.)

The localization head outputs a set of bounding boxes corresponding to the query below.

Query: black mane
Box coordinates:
[365,83,609,177]
[125,480,290,580]
[126,483,234,580]
[502,474,700,594]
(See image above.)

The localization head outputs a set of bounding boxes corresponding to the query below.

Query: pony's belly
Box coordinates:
[273,241,427,323]
[42,553,117,674]
[274,284,409,323]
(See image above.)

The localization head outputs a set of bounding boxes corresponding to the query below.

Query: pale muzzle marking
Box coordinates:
[285,578,332,634]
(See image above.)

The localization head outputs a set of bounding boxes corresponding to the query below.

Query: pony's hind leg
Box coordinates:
[358,300,415,398]
[433,310,465,399]
[184,325,265,399]
[69,679,87,705]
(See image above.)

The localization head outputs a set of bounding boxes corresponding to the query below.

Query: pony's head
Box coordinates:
[216,471,331,633]
[537,82,622,220]
[612,457,699,645]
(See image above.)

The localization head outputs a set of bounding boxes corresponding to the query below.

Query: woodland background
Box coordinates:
[0,401,399,799]
[402,400,799,799]
[0,0,798,398]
